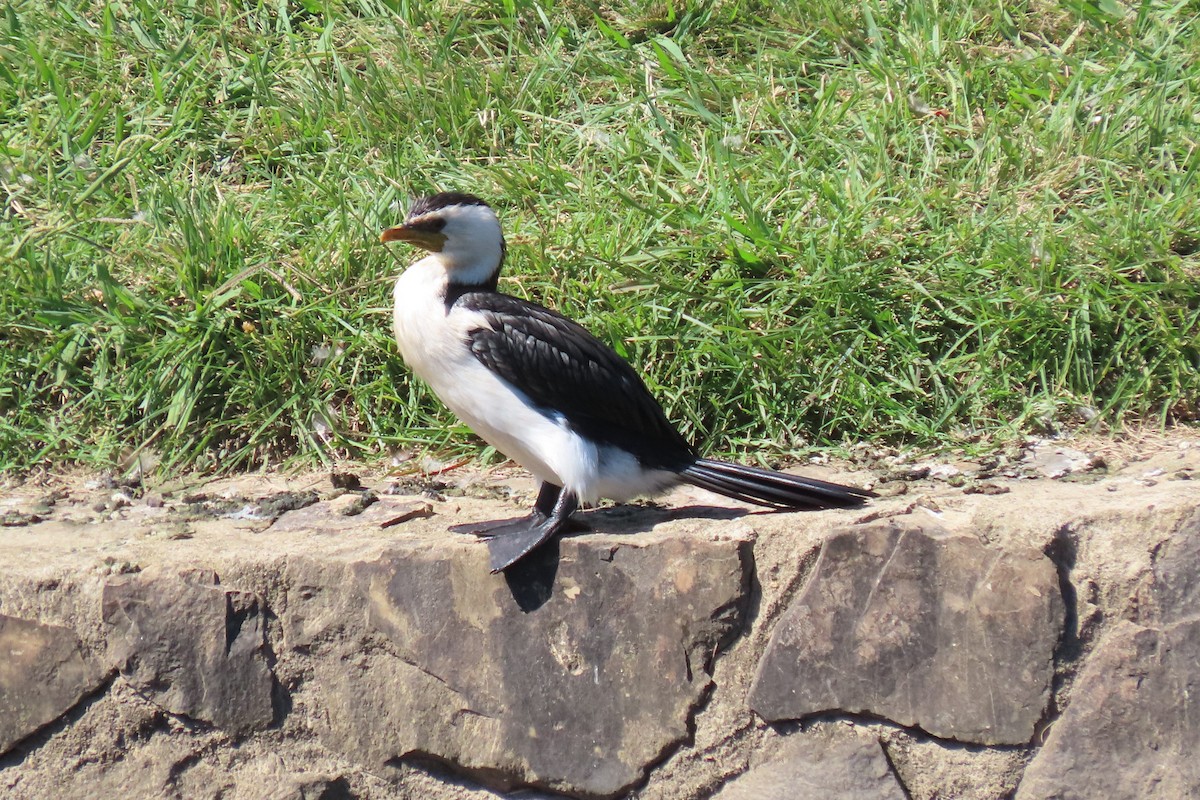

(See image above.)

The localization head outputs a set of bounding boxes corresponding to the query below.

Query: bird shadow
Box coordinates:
[578,502,750,535]
[502,535,561,612]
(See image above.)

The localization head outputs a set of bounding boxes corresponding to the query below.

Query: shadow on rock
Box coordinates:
[502,536,561,612]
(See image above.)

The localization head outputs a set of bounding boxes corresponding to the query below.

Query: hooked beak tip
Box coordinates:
[380,226,408,243]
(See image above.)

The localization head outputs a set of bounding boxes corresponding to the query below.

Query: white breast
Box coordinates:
[391,259,677,504]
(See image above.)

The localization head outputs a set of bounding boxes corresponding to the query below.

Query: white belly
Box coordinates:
[392,261,676,503]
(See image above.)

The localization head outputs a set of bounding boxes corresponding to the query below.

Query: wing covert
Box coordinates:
[457,292,694,469]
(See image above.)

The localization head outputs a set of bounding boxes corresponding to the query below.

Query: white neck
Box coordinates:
[430,203,505,288]
[427,249,499,289]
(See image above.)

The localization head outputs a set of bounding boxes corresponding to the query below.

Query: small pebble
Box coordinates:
[928,464,961,481]
[99,558,140,576]
[964,482,1011,496]
[872,481,910,498]
[330,471,362,490]
[331,490,379,517]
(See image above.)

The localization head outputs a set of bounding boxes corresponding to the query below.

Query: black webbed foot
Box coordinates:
[449,512,543,537]
[478,483,579,573]
[485,516,568,573]
[447,480,561,537]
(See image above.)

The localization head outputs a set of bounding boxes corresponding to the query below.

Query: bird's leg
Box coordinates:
[447,482,561,536]
[532,481,562,516]
[486,487,579,573]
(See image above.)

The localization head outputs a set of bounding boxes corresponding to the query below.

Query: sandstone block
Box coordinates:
[1017,618,1200,800]
[1018,508,1200,799]
[101,567,274,733]
[0,614,104,754]
[749,521,1063,744]
[1137,508,1200,625]
[713,735,906,800]
[286,531,753,798]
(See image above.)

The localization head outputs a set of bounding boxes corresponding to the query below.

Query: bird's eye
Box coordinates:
[406,216,447,233]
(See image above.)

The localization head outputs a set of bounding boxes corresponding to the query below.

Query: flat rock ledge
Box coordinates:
[1,450,1199,799]
[0,491,754,800]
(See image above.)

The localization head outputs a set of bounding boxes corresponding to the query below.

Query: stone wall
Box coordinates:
[1,445,1198,800]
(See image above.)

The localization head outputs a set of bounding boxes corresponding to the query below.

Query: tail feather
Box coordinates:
[681,468,791,508]
[681,458,873,510]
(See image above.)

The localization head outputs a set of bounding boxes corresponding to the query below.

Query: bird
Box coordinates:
[381,192,873,573]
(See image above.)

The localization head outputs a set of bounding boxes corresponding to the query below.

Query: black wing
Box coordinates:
[457,292,696,471]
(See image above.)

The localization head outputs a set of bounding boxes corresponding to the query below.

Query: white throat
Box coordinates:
[425,203,505,287]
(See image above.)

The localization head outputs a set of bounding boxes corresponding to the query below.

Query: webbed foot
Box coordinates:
[476,482,579,573]
[449,513,542,537]
[485,516,568,573]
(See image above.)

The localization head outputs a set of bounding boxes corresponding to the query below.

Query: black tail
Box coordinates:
[681,458,874,510]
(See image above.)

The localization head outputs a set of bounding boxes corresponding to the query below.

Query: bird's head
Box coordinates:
[381,192,505,289]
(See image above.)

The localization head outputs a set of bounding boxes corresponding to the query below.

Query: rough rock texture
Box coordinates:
[0,614,105,752]
[1137,507,1200,625]
[1,435,1199,800]
[1017,509,1200,800]
[101,566,275,734]
[749,520,1063,744]
[1017,618,1200,800]
[712,734,906,800]
[288,532,753,798]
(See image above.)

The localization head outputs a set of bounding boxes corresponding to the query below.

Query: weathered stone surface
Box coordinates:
[1018,509,1200,800]
[749,521,1063,744]
[1137,507,1200,625]
[713,735,906,800]
[101,567,274,733]
[0,614,104,754]
[1016,618,1200,800]
[3,456,1198,800]
[286,531,753,798]
[267,774,351,800]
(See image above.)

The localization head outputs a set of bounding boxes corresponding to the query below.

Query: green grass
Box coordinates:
[2,0,1198,473]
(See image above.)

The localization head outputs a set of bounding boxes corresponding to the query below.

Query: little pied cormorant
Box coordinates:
[382,192,873,573]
